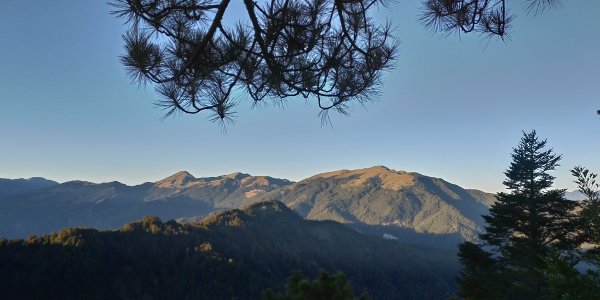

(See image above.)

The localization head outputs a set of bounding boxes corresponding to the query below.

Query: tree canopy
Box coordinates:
[263,271,370,300]
[111,0,562,123]
[111,0,397,124]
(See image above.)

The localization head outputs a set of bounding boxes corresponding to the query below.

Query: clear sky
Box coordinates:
[0,1,598,192]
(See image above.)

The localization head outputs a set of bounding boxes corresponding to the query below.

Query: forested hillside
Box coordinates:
[0,201,459,300]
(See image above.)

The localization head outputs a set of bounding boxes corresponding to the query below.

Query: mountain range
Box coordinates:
[0,171,289,239]
[0,177,58,198]
[0,166,496,248]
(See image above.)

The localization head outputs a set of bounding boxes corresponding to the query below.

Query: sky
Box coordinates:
[0,1,598,192]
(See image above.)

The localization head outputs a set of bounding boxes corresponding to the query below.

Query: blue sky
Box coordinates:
[0,1,598,192]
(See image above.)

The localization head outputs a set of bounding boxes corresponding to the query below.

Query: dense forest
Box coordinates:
[0,201,458,300]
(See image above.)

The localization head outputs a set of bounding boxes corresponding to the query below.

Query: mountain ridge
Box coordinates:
[0,167,494,247]
[0,177,58,198]
[0,172,292,238]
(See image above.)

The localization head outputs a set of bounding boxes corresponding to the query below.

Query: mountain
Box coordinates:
[0,201,459,299]
[0,172,291,238]
[149,171,292,208]
[0,167,494,248]
[0,177,58,198]
[255,166,493,248]
[565,190,587,201]
[465,188,497,206]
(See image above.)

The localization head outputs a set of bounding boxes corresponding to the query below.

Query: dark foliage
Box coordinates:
[420,0,562,38]
[456,241,504,299]
[539,168,600,299]
[263,271,370,300]
[0,201,458,300]
[111,0,397,123]
[543,250,600,300]
[111,0,562,123]
[572,166,599,203]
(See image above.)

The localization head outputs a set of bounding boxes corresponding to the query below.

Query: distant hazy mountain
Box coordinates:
[0,201,459,299]
[0,172,291,238]
[565,190,586,201]
[0,177,58,198]
[255,166,494,248]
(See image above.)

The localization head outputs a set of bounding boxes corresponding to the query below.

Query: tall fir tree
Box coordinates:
[457,130,578,299]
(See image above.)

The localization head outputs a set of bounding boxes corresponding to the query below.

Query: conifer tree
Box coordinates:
[571,166,600,250]
[457,130,578,299]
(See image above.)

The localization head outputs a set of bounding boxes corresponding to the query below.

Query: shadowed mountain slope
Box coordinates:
[0,177,58,198]
[0,201,458,300]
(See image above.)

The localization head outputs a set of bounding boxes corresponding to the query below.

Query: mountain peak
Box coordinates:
[309,166,415,191]
[224,172,250,180]
[243,200,291,215]
[201,200,300,228]
[155,171,197,188]
[369,165,391,171]
[173,170,194,177]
